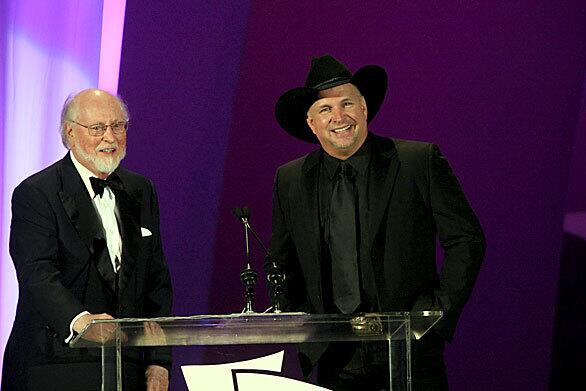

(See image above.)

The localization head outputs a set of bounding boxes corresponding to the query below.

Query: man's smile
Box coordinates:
[97,146,118,154]
[330,124,355,134]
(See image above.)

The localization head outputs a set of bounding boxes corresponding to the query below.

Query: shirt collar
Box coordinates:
[322,134,372,180]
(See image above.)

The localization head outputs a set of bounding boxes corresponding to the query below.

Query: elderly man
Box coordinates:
[1,89,172,390]
[267,55,486,390]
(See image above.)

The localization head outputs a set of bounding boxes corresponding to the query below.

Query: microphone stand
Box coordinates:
[233,207,285,314]
[234,207,258,314]
[265,257,285,313]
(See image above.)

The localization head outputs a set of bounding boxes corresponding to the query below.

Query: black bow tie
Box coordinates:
[90,174,123,197]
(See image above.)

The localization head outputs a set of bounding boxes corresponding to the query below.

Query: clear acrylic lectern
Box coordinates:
[71,311,441,391]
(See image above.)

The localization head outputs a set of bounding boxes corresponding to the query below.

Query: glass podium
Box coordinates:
[71,311,441,390]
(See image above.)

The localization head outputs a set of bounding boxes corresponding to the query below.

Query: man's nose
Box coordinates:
[101,125,116,142]
[331,106,344,122]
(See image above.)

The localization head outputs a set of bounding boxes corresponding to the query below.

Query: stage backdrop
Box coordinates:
[117,1,586,390]
[0,0,126,380]
[550,77,586,389]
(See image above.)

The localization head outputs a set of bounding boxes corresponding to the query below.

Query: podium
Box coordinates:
[71,311,441,391]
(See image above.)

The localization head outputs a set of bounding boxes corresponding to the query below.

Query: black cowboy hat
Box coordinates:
[275,54,388,143]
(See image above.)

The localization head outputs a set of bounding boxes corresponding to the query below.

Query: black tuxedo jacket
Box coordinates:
[2,153,172,390]
[267,134,485,367]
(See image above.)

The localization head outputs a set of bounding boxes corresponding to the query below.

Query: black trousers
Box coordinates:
[317,332,449,391]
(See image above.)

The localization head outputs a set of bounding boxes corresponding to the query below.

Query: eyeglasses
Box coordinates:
[69,120,128,136]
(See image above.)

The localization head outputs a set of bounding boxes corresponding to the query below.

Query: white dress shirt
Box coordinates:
[70,152,122,270]
[66,152,123,342]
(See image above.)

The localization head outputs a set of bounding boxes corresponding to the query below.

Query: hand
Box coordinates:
[146,365,169,391]
[143,321,167,345]
[73,313,117,343]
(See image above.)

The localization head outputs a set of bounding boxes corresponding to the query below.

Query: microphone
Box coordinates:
[232,207,250,220]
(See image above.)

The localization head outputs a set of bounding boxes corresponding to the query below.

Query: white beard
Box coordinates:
[72,143,126,175]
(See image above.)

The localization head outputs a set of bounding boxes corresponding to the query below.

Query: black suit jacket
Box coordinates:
[2,153,172,390]
[266,134,486,368]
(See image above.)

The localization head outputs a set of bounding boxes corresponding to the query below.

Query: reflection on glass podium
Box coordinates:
[181,350,331,391]
[233,369,331,390]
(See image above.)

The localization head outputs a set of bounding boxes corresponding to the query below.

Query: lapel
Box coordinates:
[113,177,142,296]
[57,154,143,296]
[57,153,117,293]
[367,135,400,250]
[366,136,401,303]
[296,150,323,306]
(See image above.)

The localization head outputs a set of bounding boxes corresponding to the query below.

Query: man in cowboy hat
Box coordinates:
[266,55,486,390]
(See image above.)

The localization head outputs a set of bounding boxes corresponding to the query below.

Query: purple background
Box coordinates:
[550,58,586,389]
[566,78,586,213]
[118,1,586,390]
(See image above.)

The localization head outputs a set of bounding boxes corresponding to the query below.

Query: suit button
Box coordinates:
[118,304,124,312]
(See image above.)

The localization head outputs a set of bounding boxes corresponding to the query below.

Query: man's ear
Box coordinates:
[306,115,317,135]
[66,123,76,143]
[361,96,368,117]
